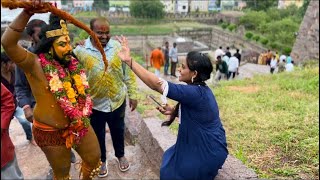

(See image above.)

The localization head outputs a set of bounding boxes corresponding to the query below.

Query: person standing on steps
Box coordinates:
[1,5,101,179]
[15,18,77,180]
[169,42,178,77]
[117,36,228,180]
[1,52,36,146]
[163,41,170,76]
[150,47,164,77]
[73,17,138,177]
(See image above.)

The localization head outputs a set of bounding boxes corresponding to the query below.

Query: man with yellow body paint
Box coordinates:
[1,6,101,180]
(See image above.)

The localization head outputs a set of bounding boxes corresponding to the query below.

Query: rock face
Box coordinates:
[291,0,319,63]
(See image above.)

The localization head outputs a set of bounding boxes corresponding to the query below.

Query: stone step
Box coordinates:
[124,111,259,180]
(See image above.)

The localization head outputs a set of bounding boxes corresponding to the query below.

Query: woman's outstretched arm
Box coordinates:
[117,36,164,94]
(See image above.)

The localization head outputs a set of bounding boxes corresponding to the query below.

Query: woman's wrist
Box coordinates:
[23,9,34,17]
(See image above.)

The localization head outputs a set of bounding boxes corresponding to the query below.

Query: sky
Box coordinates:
[1,7,50,24]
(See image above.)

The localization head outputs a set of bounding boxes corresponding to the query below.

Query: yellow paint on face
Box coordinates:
[52,35,73,61]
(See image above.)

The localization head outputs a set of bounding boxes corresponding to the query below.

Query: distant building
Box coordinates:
[220,0,235,10]
[161,0,175,13]
[208,0,221,11]
[190,0,209,12]
[175,0,189,14]
[73,0,94,8]
[278,0,303,9]
[48,0,62,9]
[109,0,130,12]
[161,0,188,14]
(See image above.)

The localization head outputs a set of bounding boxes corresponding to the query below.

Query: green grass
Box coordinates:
[134,56,318,179]
[73,11,98,18]
[210,65,319,179]
[110,22,211,36]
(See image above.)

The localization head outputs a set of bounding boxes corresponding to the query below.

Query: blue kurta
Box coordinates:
[160,82,228,180]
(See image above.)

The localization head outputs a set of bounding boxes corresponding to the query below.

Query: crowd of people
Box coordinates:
[1,1,228,180]
[258,50,295,74]
[214,46,242,82]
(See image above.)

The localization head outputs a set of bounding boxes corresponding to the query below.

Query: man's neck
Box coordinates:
[90,38,106,49]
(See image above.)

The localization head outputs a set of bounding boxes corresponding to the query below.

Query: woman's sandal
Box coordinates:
[98,162,108,178]
[116,157,131,172]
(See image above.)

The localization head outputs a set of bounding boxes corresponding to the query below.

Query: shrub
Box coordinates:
[221,23,229,29]
[239,11,270,30]
[260,38,269,45]
[245,32,253,39]
[283,47,292,55]
[252,35,260,42]
[227,24,237,32]
[269,42,280,50]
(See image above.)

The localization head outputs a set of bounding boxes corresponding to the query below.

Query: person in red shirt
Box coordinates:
[150,47,165,77]
[1,83,24,179]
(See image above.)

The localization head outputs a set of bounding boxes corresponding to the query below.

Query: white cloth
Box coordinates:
[285,63,294,72]
[270,58,277,68]
[280,55,286,62]
[214,49,225,60]
[169,47,178,62]
[158,78,168,105]
[228,56,239,72]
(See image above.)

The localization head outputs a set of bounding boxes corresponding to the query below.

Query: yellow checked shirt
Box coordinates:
[74,38,138,112]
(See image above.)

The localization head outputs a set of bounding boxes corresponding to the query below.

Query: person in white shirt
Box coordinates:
[279,54,286,63]
[270,55,277,74]
[214,46,225,60]
[285,61,294,72]
[227,55,239,79]
[169,42,178,77]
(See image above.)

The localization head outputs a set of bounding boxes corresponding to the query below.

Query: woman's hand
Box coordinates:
[116,35,131,64]
[156,104,174,116]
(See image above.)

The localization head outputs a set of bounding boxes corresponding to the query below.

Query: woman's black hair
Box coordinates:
[34,14,67,54]
[161,51,213,127]
[26,19,47,37]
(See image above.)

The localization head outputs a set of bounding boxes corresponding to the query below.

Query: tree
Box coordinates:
[130,0,165,19]
[215,0,221,7]
[93,0,109,11]
[299,0,311,18]
[244,0,278,11]
[61,0,67,5]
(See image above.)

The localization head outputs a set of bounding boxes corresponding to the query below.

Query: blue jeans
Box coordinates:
[14,107,32,140]
[164,61,169,75]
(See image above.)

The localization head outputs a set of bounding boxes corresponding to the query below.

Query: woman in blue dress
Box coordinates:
[117,36,228,180]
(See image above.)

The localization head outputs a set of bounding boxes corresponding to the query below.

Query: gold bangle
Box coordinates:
[8,25,25,33]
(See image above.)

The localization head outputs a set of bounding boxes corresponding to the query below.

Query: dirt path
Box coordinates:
[9,118,158,179]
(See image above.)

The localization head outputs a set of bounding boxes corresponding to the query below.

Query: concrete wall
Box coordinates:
[177,26,267,62]
[291,0,319,63]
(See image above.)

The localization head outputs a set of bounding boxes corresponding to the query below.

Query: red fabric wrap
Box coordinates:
[1,83,16,168]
